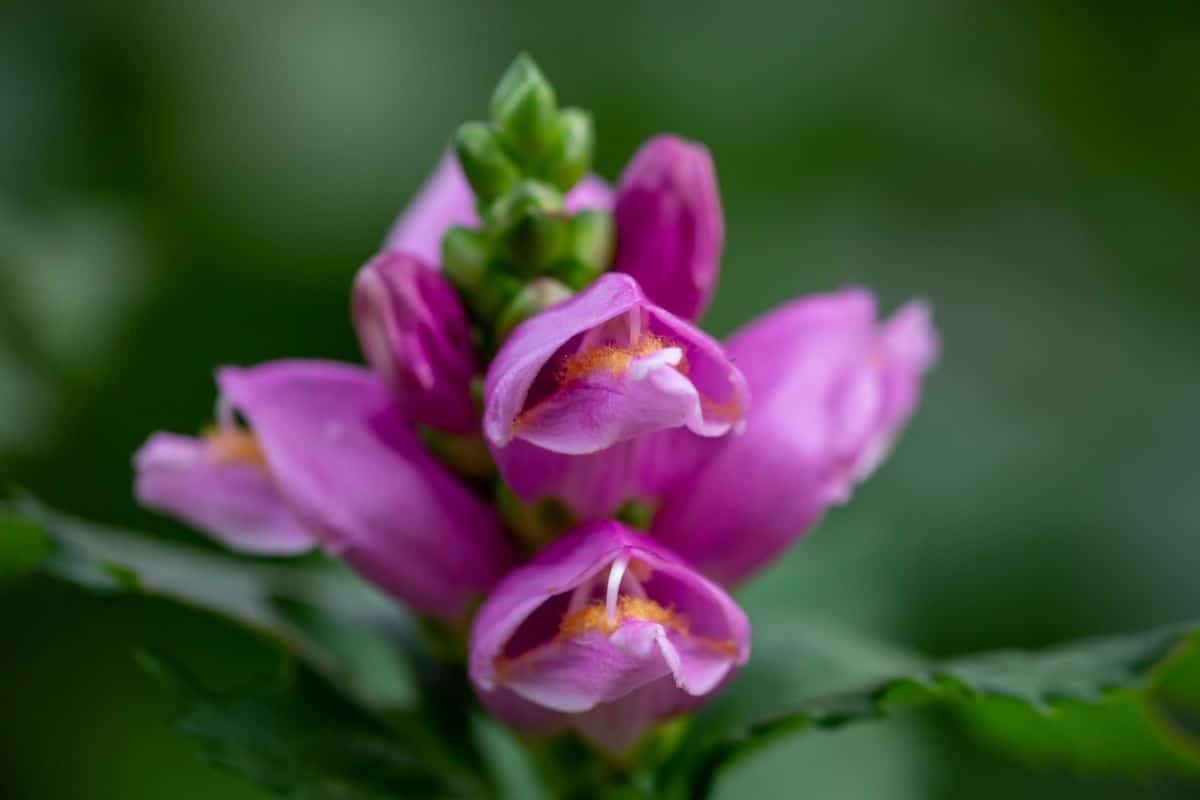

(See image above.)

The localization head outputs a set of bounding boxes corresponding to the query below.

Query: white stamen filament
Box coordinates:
[606,555,631,627]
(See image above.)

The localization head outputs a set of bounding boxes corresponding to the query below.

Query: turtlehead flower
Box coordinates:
[484,273,747,454]
[134,360,513,621]
[384,150,613,266]
[651,289,938,584]
[469,521,749,755]
[352,251,478,433]
[483,273,748,517]
[612,135,723,320]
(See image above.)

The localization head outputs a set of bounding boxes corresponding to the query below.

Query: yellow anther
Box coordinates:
[203,427,268,470]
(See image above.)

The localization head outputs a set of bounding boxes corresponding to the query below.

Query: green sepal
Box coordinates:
[486,180,568,270]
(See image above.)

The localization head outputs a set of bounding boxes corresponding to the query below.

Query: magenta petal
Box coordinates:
[215,360,513,620]
[651,289,939,585]
[484,273,747,458]
[133,432,316,555]
[352,250,478,433]
[384,150,612,264]
[612,135,723,320]
[469,521,749,755]
[492,438,654,521]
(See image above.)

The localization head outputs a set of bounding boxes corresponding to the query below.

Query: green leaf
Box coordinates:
[0,512,53,578]
[3,493,417,710]
[139,651,488,799]
[657,614,1200,798]
[1,495,497,797]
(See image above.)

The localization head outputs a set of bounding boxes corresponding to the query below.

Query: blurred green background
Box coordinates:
[2,1,1199,797]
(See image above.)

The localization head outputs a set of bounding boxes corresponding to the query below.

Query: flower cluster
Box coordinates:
[134,56,937,756]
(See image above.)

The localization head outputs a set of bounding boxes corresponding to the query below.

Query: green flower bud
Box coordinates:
[454,122,520,206]
[441,226,491,293]
[490,53,558,160]
[538,108,594,191]
[493,277,573,343]
[486,180,568,271]
[567,209,614,270]
[551,258,601,291]
[551,209,614,289]
[469,264,523,324]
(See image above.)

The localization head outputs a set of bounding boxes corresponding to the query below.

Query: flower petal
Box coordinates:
[651,289,938,584]
[351,250,478,432]
[612,135,723,320]
[216,360,513,620]
[133,432,316,555]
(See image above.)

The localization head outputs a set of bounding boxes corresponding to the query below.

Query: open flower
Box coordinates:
[469,521,749,755]
[352,250,479,433]
[384,150,612,266]
[650,289,938,584]
[134,360,513,621]
[482,273,748,517]
[612,135,723,320]
[484,273,747,454]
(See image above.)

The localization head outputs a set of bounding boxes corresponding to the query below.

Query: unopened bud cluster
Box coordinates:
[442,54,613,347]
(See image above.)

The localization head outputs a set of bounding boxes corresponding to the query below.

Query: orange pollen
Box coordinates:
[556,335,678,384]
[203,427,268,470]
[558,596,688,637]
[701,393,744,422]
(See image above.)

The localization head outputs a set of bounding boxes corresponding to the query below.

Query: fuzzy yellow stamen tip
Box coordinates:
[557,335,678,384]
[559,596,688,637]
[204,427,268,469]
[701,393,744,422]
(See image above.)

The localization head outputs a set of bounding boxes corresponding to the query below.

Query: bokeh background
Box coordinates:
[3,1,1199,797]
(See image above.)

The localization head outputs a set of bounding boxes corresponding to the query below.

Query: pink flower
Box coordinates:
[469,521,749,755]
[612,135,723,320]
[352,251,478,433]
[134,360,513,621]
[482,273,748,518]
[650,289,939,584]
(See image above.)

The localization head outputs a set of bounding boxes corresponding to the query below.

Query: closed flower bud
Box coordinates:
[486,180,568,271]
[455,122,522,207]
[493,277,573,344]
[552,209,614,290]
[352,251,479,434]
[385,152,612,267]
[539,107,594,192]
[612,135,723,320]
[490,53,558,160]
[470,521,749,755]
